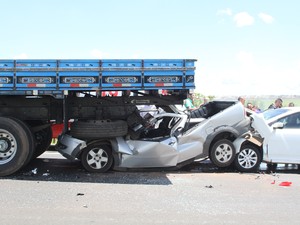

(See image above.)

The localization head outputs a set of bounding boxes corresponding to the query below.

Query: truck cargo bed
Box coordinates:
[0,59,196,98]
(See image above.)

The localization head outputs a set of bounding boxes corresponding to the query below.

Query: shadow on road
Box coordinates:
[1,153,299,184]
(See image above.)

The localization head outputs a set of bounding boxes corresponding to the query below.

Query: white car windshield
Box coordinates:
[262,108,290,120]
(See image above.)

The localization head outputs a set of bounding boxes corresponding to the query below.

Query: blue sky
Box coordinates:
[1,0,299,96]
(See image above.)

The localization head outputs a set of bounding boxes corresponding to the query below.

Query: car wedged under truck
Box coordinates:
[0,59,249,175]
[58,101,250,173]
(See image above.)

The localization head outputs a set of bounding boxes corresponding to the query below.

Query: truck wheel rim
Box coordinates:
[215,143,233,163]
[0,129,17,164]
[86,148,109,169]
[237,148,258,169]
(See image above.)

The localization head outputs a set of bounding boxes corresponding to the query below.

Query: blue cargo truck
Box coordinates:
[0,59,196,176]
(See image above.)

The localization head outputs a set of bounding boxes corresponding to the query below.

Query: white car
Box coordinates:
[233,107,300,172]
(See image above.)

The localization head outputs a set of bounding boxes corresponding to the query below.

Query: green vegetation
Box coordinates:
[192,93,215,107]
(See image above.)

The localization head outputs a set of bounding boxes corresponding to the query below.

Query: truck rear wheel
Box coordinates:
[81,143,113,173]
[70,120,128,139]
[0,117,32,176]
[9,118,35,165]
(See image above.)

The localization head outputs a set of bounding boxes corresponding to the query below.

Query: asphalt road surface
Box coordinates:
[0,151,299,225]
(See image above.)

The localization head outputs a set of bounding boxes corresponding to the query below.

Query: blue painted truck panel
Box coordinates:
[102,71,142,89]
[59,71,100,89]
[0,59,196,94]
[0,61,14,89]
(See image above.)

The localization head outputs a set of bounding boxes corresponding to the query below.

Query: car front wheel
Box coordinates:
[81,143,113,173]
[234,144,262,172]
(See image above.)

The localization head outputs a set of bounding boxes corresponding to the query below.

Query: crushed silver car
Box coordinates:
[58,101,250,172]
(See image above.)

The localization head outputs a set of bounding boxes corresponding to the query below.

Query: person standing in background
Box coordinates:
[268,98,283,109]
[288,102,295,107]
[238,96,245,106]
[184,93,195,111]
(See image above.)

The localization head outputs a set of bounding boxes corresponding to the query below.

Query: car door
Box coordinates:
[266,112,300,164]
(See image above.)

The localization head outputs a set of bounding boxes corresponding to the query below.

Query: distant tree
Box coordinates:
[207,95,215,101]
[192,93,215,107]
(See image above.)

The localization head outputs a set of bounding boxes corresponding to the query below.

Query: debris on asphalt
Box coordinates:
[279,181,292,187]
[205,185,213,188]
[77,193,85,196]
[23,168,38,176]
[271,180,276,184]
[270,172,280,178]
[32,168,38,175]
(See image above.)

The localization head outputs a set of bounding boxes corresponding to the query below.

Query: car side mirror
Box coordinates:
[272,122,284,129]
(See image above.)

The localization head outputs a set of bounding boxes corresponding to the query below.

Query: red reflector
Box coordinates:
[70,84,80,87]
[27,84,37,87]
[113,83,122,87]
[155,83,164,86]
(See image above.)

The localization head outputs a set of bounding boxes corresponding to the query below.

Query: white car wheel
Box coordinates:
[234,144,262,172]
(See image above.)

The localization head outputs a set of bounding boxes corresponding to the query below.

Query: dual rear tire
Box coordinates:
[0,117,34,176]
[0,117,53,176]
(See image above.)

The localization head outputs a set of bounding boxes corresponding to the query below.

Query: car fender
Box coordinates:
[233,132,263,154]
[202,126,240,156]
[233,137,247,154]
[110,137,133,155]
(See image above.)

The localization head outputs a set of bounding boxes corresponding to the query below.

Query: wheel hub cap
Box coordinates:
[0,130,17,162]
[0,139,9,152]
[238,149,257,168]
[216,144,232,162]
[87,148,108,169]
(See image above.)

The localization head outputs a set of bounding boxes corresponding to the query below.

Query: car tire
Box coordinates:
[0,117,32,176]
[70,120,128,139]
[81,143,113,173]
[210,139,236,168]
[234,144,262,172]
